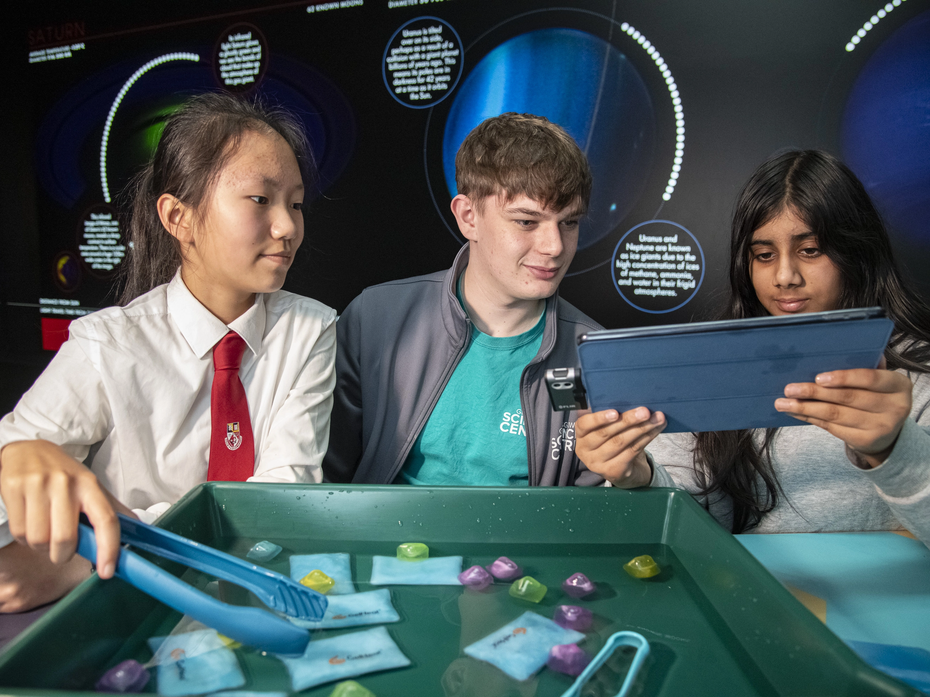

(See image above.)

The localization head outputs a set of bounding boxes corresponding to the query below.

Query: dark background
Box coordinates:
[2,0,928,414]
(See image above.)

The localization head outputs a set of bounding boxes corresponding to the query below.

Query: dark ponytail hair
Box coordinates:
[117,92,315,305]
[693,149,930,532]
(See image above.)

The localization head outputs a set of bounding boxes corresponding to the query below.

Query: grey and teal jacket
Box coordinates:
[322,244,605,486]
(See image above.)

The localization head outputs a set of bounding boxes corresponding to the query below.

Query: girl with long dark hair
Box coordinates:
[578,150,930,541]
[0,93,336,611]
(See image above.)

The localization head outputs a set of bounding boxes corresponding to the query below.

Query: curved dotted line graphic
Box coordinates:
[845,0,907,52]
[100,52,201,202]
[619,22,683,202]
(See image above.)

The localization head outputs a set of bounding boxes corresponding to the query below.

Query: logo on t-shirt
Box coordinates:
[499,409,526,437]
[550,421,576,460]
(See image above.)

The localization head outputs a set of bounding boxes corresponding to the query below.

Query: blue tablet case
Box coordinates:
[576,308,893,433]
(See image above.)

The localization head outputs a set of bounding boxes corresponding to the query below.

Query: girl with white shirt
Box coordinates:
[0,93,337,612]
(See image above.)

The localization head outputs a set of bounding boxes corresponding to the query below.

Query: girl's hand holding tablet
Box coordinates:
[775,360,913,469]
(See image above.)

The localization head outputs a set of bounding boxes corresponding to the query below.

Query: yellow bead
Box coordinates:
[396,542,429,560]
[623,555,661,579]
[299,569,336,594]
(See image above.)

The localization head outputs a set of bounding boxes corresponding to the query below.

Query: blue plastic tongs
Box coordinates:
[76,513,325,656]
[560,631,650,697]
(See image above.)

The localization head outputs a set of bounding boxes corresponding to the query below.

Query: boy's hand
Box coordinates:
[0,440,133,579]
[576,407,666,488]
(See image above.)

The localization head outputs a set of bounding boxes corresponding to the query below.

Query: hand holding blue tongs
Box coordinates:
[76,514,324,655]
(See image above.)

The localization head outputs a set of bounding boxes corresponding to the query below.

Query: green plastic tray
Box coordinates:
[0,484,919,696]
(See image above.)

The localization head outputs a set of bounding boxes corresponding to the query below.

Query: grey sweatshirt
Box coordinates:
[649,369,930,545]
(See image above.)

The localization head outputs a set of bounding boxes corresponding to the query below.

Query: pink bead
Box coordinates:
[485,556,522,580]
[458,565,493,590]
[547,643,591,676]
[95,659,149,693]
[553,605,593,632]
[562,572,596,598]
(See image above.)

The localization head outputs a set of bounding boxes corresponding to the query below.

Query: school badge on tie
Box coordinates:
[208,332,255,481]
[225,422,243,451]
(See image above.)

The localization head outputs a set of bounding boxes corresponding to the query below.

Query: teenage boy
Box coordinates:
[323,113,664,487]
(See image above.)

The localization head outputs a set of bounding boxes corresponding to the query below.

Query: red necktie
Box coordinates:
[207,331,255,481]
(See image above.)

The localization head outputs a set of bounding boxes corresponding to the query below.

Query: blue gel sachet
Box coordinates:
[290,553,356,594]
[146,629,245,697]
[463,611,585,681]
[370,555,463,585]
[147,622,225,666]
[289,588,400,630]
[280,626,411,691]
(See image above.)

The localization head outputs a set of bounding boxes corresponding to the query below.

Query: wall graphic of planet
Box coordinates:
[443,28,656,250]
[842,10,930,247]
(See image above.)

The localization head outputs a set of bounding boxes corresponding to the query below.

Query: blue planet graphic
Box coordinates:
[841,10,930,246]
[443,28,656,250]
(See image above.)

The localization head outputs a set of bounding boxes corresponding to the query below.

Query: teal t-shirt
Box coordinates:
[397,312,545,486]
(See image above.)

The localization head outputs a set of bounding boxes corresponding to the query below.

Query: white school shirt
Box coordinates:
[0,272,337,546]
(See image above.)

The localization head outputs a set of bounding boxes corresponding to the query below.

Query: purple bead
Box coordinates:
[553,605,593,632]
[485,556,522,580]
[458,565,493,590]
[95,659,149,693]
[547,643,591,677]
[562,572,596,598]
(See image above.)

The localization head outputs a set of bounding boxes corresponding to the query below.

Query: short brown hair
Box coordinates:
[454,112,592,212]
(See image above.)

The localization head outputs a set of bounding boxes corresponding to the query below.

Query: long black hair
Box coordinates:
[693,149,930,533]
[117,92,315,305]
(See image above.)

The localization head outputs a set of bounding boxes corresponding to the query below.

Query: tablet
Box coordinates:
[575,307,893,433]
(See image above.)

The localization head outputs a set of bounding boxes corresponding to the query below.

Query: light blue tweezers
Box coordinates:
[560,631,650,697]
[76,514,325,656]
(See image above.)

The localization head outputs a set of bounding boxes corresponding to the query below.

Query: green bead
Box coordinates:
[508,576,547,603]
[624,555,661,579]
[299,569,335,594]
[396,542,429,561]
[329,680,375,697]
